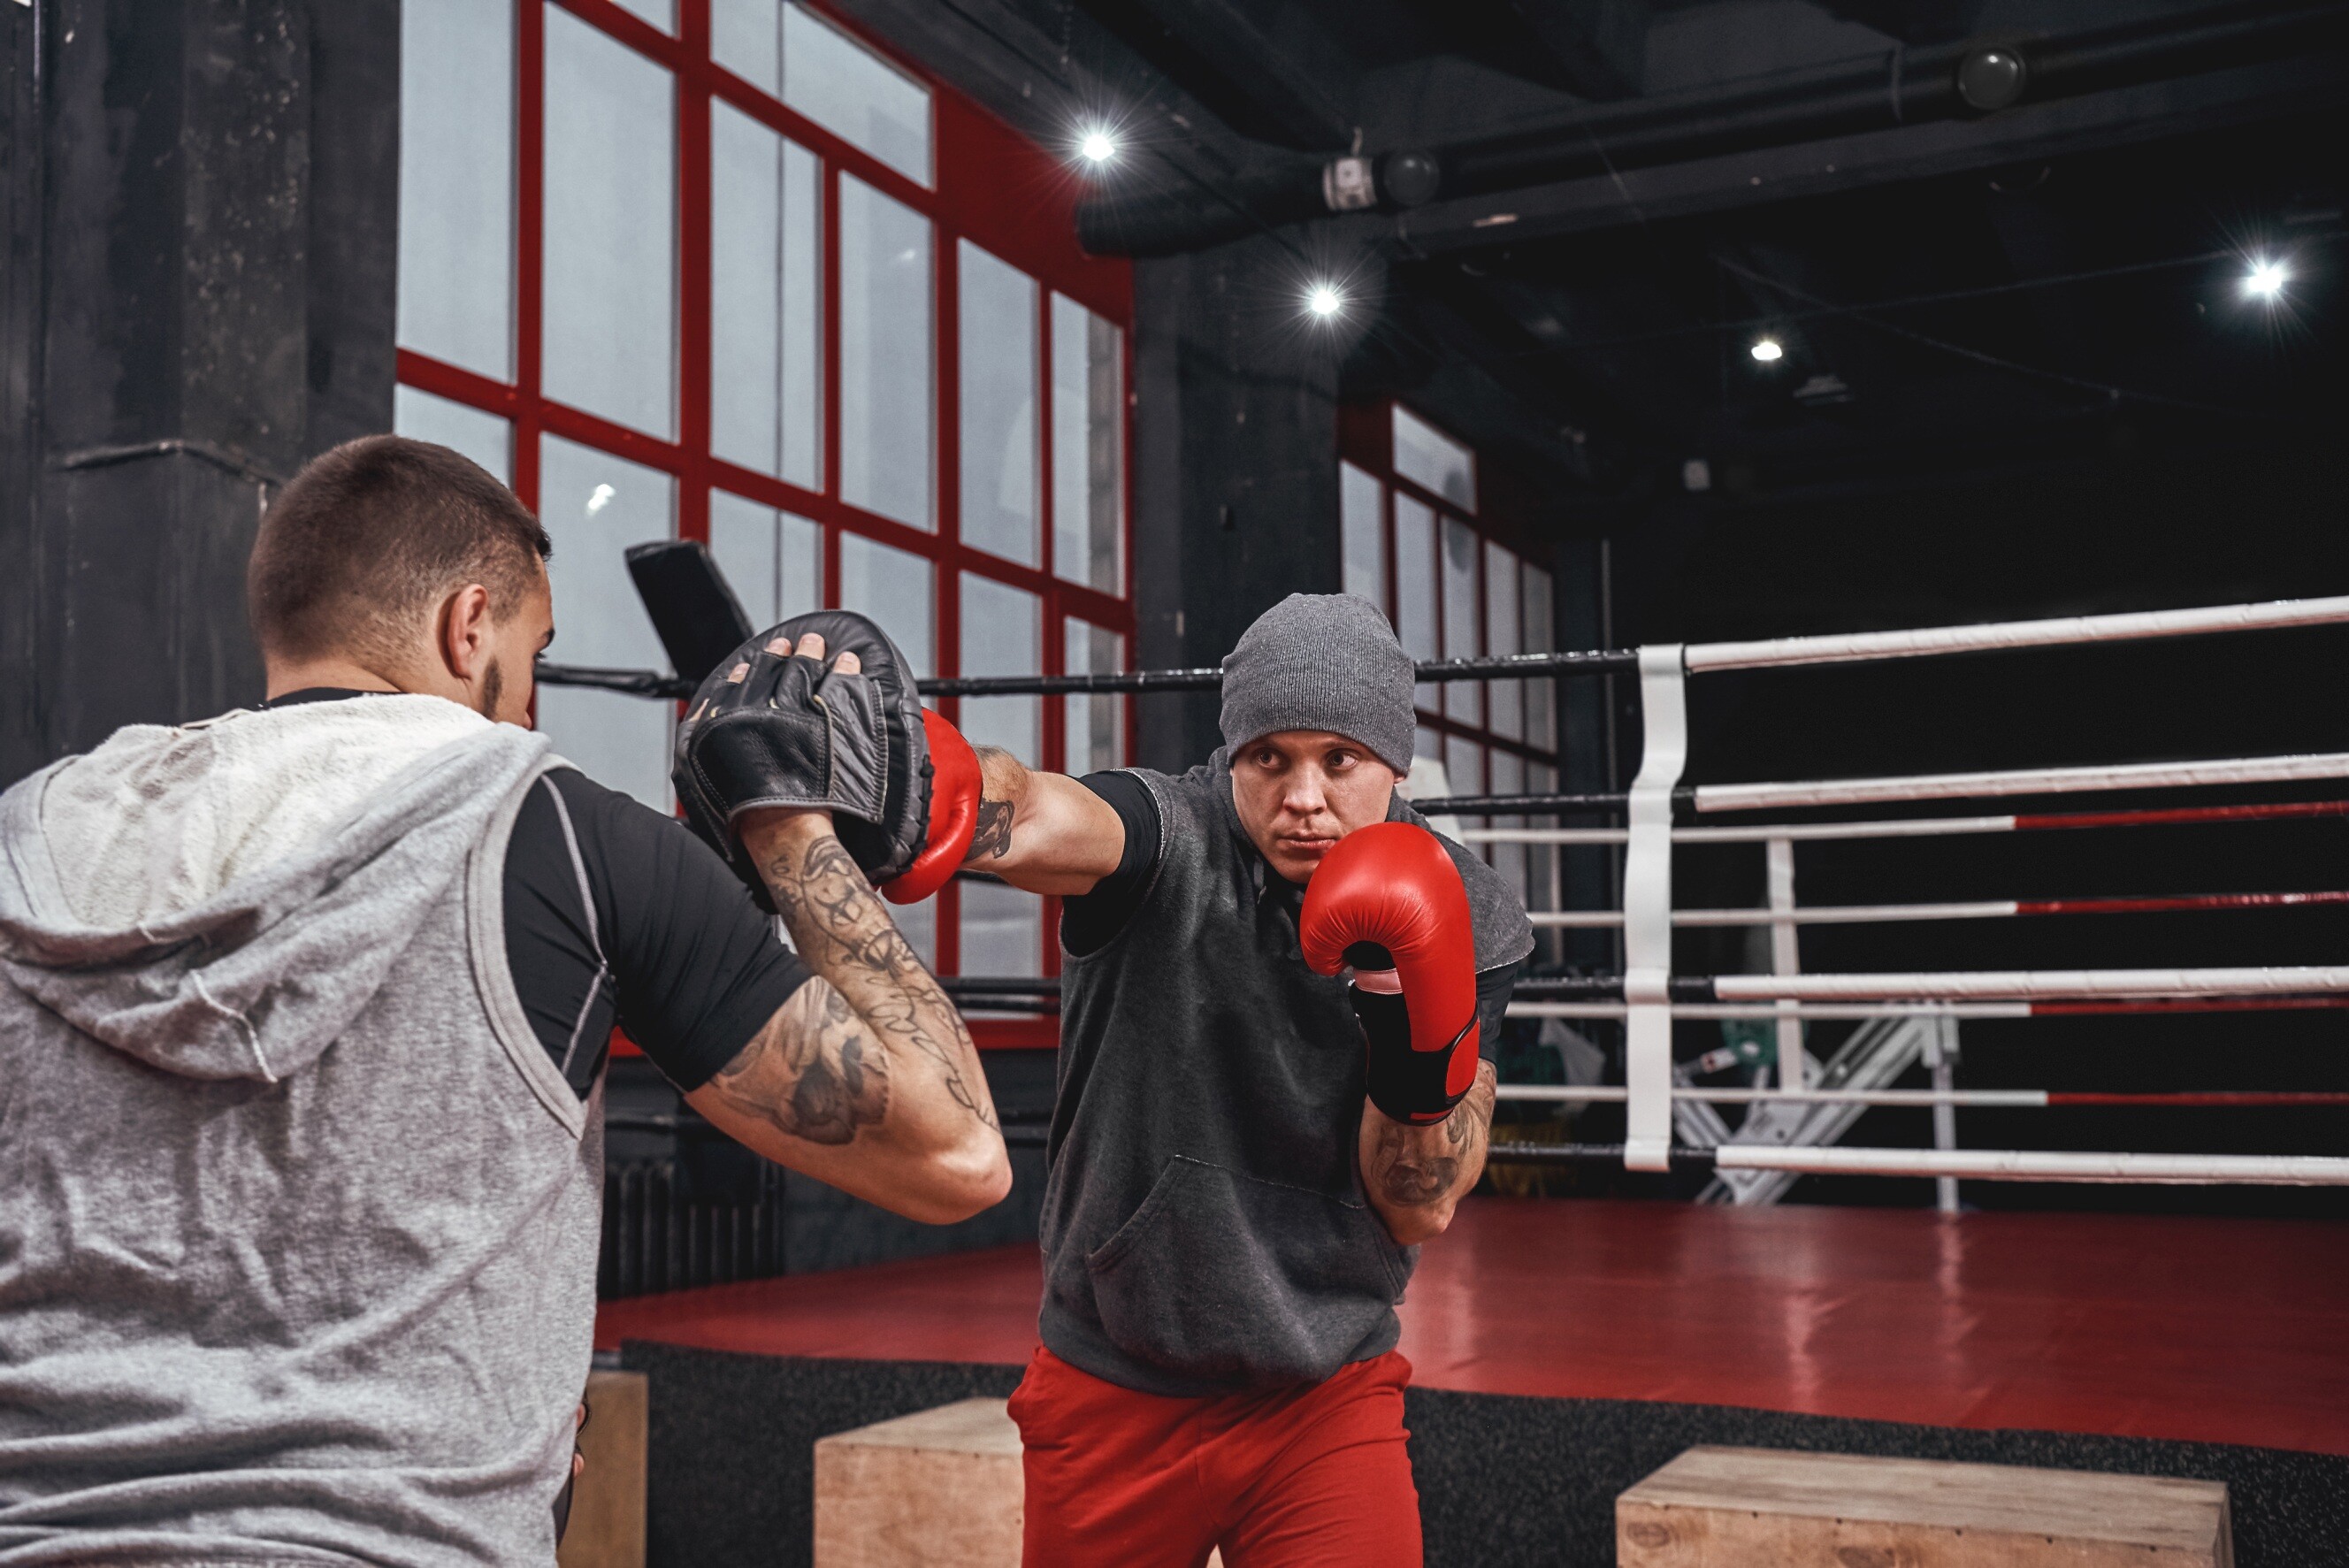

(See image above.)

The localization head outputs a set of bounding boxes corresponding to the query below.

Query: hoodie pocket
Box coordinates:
[1084,1156,1410,1387]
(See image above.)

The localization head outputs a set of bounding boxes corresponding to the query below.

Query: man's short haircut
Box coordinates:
[249,434,552,665]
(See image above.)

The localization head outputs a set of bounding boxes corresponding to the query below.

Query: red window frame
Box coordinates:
[397,0,1135,1046]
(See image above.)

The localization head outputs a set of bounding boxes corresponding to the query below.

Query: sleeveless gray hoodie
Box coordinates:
[0,698,598,1567]
[1039,753,1532,1397]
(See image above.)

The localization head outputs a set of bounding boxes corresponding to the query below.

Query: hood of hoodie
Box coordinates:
[0,696,557,1083]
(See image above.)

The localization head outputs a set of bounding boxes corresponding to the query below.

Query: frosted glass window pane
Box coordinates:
[840,175,932,529]
[961,877,1042,979]
[1441,517,1480,725]
[781,513,822,620]
[1051,294,1123,593]
[839,532,931,676]
[1394,495,1436,714]
[1065,620,1124,775]
[1488,751,1526,878]
[708,493,776,629]
[1340,462,1383,613]
[712,0,780,93]
[1524,562,1556,752]
[1485,542,1522,741]
[784,3,931,187]
[894,896,937,971]
[397,0,513,378]
[1393,404,1475,511]
[1488,749,1523,796]
[394,386,511,484]
[1414,728,1441,762]
[1526,761,1558,944]
[537,435,676,810]
[712,106,822,489]
[1444,736,1483,794]
[610,0,673,30]
[708,493,821,629]
[959,243,1038,565]
[544,10,675,438]
[960,575,1038,761]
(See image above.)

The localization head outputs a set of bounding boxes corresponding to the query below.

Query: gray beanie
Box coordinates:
[1219,593,1417,772]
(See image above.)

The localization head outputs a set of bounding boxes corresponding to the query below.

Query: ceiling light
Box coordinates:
[2243,258,2288,300]
[1955,47,2028,112]
[1749,338,1784,363]
[1306,283,1344,318]
[1078,129,1116,164]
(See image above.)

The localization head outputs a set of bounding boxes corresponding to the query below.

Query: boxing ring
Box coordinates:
[550,586,2349,1196]
[569,585,2349,1558]
[913,593,2349,1192]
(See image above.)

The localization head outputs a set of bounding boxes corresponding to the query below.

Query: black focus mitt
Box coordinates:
[672,609,934,901]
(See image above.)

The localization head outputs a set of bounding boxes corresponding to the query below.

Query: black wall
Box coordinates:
[0,0,399,787]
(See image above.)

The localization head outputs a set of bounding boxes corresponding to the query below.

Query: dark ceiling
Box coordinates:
[1057,0,2349,507]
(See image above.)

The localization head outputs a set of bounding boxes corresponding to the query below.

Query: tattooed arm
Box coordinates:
[955,745,1127,898]
[1358,1058,1496,1245]
[684,810,1011,1224]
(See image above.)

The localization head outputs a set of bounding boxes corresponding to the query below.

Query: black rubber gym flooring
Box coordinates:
[621,1342,2349,1567]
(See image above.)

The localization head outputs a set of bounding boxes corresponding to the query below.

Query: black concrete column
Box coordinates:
[0,0,398,785]
[1550,533,1619,968]
[1131,238,1343,772]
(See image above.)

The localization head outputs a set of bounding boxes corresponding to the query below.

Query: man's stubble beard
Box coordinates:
[478,659,504,723]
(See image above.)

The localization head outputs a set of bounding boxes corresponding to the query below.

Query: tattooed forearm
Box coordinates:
[962,746,1021,863]
[707,977,889,1145]
[1361,1059,1497,1215]
[1375,1141,1461,1207]
[968,799,1014,860]
[758,829,999,1129]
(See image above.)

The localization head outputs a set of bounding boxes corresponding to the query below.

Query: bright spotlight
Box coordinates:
[1750,337,1784,363]
[1306,283,1344,318]
[2243,258,2288,300]
[1079,129,1116,164]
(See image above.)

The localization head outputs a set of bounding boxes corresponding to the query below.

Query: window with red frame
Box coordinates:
[393,0,1133,1036]
[1338,402,1563,940]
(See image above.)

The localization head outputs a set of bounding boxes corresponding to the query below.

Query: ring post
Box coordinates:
[1623,645,1687,1172]
[1765,836,1802,1092]
[1924,1018,1961,1213]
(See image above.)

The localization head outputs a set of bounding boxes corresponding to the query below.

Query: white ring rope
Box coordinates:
[1691,753,2349,814]
[1682,594,2349,673]
[1497,1086,2052,1106]
[1709,966,2349,1001]
[1510,1001,2036,1021]
[1710,1146,2349,1185]
[1528,893,2345,928]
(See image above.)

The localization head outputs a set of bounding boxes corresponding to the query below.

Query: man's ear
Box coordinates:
[440,584,495,681]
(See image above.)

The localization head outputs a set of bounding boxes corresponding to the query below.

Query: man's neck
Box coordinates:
[264,656,406,702]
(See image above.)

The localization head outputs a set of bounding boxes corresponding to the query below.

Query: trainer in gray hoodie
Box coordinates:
[0,434,1008,1567]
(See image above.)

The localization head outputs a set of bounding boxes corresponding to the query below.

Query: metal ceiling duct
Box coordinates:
[1075,0,2348,256]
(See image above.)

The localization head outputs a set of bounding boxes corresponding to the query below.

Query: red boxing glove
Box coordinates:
[1299,822,1481,1124]
[882,708,982,906]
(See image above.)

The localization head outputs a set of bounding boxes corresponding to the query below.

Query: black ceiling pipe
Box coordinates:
[1076,0,2348,256]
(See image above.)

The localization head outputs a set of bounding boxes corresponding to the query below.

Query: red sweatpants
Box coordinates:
[1007,1345,1423,1568]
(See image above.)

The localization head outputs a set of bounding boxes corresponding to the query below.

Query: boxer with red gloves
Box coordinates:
[915,593,1531,1568]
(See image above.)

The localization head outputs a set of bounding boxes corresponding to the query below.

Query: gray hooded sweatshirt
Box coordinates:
[0,697,600,1567]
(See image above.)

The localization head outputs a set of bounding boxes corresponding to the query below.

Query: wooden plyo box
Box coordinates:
[814,1400,1227,1568]
[557,1369,648,1568]
[1618,1446,2232,1568]
[814,1398,1025,1568]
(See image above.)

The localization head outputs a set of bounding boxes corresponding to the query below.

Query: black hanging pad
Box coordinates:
[626,539,755,685]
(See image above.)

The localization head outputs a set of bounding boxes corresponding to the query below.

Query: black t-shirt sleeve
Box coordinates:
[1057,771,1163,959]
[1475,960,1523,1063]
[503,769,812,1095]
